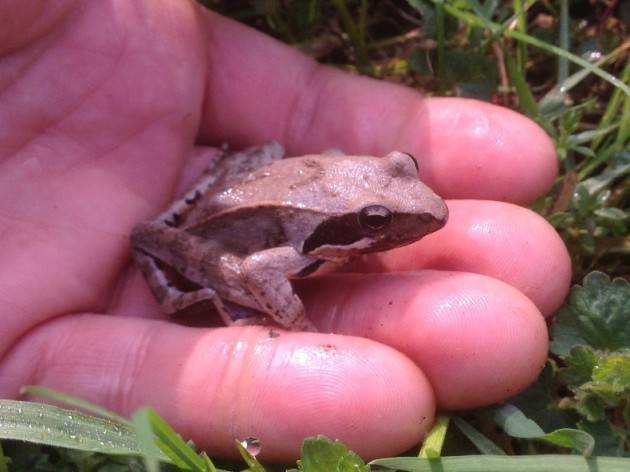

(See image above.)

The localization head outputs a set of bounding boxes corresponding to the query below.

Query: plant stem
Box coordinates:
[513,0,527,70]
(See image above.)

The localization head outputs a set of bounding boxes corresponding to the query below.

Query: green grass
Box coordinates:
[2,1,629,470]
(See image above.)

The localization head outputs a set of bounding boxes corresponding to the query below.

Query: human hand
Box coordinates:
[0,0,571,462]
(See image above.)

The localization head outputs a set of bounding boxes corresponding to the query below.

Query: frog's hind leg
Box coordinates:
[132,249,249,326]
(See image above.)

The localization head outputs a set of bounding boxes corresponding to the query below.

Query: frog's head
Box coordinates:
[302,151,448,258]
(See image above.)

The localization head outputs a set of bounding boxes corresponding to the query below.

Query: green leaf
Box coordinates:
[579,162,630,195]
[561,346,599,386]
[539,429,594,456]
[0,399,143,456]
[370,455,630,471]
[490,404,594,455]
[587,353,630,399]
[492,404,544,437]
[550,272,630,357]
[298,436,368,472]
[560,346,630,425]
[594,207,628,221]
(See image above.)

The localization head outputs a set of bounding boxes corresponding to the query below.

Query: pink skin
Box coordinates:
[0,0,570,462]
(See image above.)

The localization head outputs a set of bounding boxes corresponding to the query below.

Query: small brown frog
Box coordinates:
[131,142,448,331]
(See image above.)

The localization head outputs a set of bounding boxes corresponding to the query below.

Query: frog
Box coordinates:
[131,141,448,331]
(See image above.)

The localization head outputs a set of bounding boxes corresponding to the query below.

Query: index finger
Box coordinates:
[198,11,557,204]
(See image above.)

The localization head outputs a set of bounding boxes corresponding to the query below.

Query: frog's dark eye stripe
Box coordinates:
[302,206,394,254]
[402,152,419,172]
[359,205,392,230]
[302,214,363,253]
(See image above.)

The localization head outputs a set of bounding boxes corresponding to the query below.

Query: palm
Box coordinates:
[1,0,571,462]
[1,1,208,319]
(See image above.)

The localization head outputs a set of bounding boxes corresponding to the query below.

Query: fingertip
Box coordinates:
[403,272,549,409]
[378,200,572,317]
[403,98,558,204]
[244,332,436,460]
[306,271,549,409]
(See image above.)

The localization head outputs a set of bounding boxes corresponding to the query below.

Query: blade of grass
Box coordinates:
[617,71,630,148]
[371,455,630,471]
[596,51,630,148]
[418,414,449,458]
[0,399,143,456]
[144,407,212,471]
[22,386,131,427]
[504,46,540,120]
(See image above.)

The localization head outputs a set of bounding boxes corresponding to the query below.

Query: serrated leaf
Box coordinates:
[561,347,630,425]
[561,346,598,386]
[298,436,368,472]
[550,272,630,357]
[588,354,630,399]
[574,391,607,422]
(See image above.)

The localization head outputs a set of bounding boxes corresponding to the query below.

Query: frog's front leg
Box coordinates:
[241,247,319,331]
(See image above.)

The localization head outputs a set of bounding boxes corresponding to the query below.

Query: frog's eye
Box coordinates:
[359,205,393,230]
[402,152,419,172]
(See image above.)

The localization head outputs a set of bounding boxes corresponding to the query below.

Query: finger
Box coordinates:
[1,315,435,461]
[349,200,571,316]
[299,271,549,410]
[200,12,556,204]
